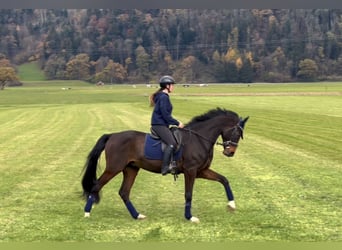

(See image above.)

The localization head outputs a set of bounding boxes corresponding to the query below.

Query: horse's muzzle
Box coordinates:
[223,147,236,157]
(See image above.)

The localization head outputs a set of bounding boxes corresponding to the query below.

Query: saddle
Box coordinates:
[150,126,182,151]
[144,127,183,160]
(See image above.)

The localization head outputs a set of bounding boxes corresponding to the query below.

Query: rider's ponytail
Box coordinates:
[149,88,163,107]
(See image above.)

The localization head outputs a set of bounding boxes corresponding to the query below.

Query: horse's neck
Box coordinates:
[189,117,226,142]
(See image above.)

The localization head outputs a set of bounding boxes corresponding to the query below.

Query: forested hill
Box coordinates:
[1,9,342,83]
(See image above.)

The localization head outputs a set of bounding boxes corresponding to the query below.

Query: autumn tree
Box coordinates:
[66,53,90,80]
[95,60,127,83]
[222,47,240,82]
[179,55,198,82]
[296,59,318,81]
[164,51,175,73]
[0,54,19,90]
[0,67,18,90]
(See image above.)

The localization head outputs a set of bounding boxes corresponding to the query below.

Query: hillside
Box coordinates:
[1,9,342,83]
[18,62,46,81]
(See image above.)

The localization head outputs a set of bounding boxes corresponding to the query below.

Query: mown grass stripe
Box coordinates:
[227,140,341,240]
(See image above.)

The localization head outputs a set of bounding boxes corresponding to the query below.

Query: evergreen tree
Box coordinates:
[44,54,67,80]
[239,59,253,83]
[225,62,239,82]
[135,45,151,81]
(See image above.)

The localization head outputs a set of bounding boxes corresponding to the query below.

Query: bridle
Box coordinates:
[216,125,243,149]
[182,124,243,148]
[216,139,239,148]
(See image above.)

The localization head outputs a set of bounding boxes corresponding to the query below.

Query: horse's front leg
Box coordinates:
[184,171,200,223]
[197,168,236,212]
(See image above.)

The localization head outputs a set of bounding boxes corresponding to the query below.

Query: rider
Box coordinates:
[150,75,184,175]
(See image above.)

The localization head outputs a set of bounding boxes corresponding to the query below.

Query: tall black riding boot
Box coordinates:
[161,145,174,175]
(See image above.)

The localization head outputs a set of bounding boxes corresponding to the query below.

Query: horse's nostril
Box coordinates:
[223,151,234,157]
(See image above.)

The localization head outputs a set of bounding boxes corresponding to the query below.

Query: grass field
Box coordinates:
[17,63,46,81]
[0,81,341,242]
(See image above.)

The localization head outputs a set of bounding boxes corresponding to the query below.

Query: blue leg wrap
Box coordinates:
[185,202,192,220]
[84,195,95,213]
[225,186,234,201]
[125,201,139,219]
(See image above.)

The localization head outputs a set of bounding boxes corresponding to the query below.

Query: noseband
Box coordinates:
[216,125,243,148]
[216,140,238,148]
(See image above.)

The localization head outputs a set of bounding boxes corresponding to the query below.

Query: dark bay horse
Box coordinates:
[82,108,249,223]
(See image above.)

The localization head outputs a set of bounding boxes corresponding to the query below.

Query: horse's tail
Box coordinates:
[81,134,111,201]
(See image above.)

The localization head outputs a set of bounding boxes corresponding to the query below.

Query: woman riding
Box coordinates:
[150,75,184,175]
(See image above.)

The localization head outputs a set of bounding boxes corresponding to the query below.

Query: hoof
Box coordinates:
[190,216,200,223]
[137,214,146,220]
[84,212,90,217]
[227,200,236,212]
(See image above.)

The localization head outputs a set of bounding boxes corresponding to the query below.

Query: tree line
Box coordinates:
[1,9,342,84]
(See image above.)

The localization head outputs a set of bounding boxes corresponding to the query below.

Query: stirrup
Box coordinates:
[169,161,179,181]
[161,161,176,175]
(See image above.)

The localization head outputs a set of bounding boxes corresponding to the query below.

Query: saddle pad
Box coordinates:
[144,134,182,160]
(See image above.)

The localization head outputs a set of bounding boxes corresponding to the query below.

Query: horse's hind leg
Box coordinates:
[119,165,145,220]
[84,170,120,217]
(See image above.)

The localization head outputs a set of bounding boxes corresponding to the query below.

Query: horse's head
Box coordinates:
[220,116,249,157]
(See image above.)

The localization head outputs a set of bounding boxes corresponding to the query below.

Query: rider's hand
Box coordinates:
[178,121,184,128]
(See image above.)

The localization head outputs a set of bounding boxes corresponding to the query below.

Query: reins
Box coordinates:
[181,124,243,148]
[181,127,216,145]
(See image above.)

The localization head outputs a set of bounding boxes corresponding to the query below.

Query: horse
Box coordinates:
[81,108,249,223]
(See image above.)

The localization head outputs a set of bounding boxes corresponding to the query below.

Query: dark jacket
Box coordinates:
[151,92,179,127]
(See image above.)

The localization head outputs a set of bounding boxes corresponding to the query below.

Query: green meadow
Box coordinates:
[0,81,341,242]
[17,63,46,81]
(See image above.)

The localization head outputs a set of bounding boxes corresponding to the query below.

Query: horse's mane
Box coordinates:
[185,108,238,127]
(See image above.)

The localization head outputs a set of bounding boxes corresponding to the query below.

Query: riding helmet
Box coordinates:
[159,75,175,88]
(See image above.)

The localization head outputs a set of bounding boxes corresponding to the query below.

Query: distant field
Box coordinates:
[17,62,46,81]
[0,82,341,242]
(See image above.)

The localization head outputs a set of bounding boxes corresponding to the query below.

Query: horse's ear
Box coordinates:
[239,116,249,127]
[239,116,249,139]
